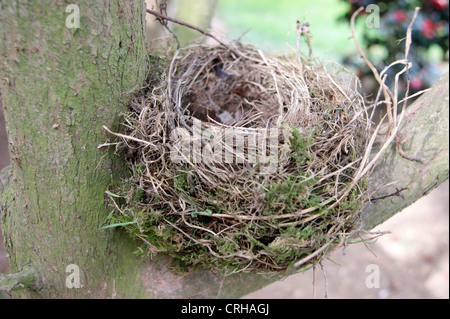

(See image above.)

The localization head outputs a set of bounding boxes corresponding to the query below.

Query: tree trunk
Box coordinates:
[0,0,147,298]
[0,0,448,299]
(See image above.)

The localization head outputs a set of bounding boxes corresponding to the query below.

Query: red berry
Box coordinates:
[394,10,407,22]
[410,77,422,90]
[431,0,448,10]
[420,19,435,39]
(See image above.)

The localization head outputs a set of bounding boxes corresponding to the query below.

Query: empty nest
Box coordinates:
[103,43,375,274]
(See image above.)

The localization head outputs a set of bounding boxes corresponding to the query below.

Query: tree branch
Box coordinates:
[362,72,449,229]
[146,8,242,57]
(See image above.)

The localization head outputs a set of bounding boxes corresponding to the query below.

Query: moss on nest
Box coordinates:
[102,42,374,274]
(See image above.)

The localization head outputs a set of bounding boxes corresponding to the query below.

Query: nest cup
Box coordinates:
[107,43,371,273]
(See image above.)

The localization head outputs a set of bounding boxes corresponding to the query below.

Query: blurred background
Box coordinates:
[0,0,448,298]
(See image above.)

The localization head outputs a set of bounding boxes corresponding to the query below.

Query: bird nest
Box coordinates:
[102,43,376,274]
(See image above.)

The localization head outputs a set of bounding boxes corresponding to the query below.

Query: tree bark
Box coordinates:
[362,73,449,229]
[0,0,146,298]
[0,0,448,299]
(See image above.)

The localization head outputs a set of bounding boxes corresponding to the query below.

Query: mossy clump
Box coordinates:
[102,43,374,274]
